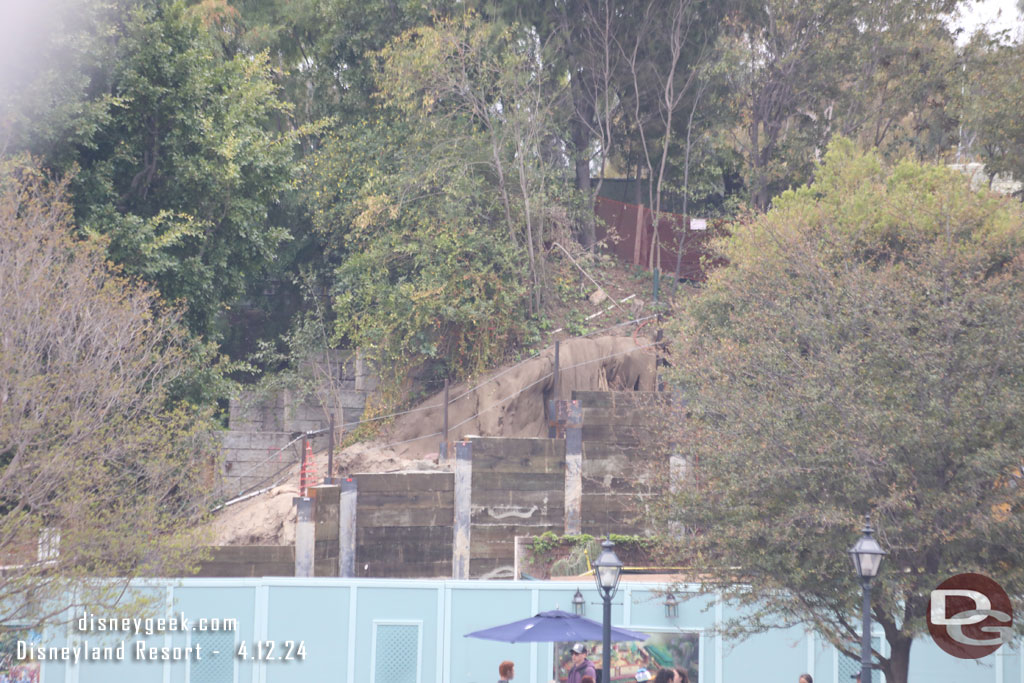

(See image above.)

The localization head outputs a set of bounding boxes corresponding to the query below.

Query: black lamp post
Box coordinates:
[592,537,623,683]
[848,516,886,683]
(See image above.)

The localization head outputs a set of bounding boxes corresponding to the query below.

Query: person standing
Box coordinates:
[567,643,596,683]
[499,660,514,682]
[799,675,813,683]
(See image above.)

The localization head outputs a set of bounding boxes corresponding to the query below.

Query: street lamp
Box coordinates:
[848,515,886,683]
[572,588,586,616]
[593,537,623,683]
[664,591,678,619]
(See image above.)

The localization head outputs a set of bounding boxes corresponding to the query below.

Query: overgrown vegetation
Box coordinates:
[659,141,1024,683]
[0,160,217,627]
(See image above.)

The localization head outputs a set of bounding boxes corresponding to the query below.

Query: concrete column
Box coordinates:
[564,400,583,535]
[340,477,357,578]
[282,388,292,432]
[294,496,314,577]
[453,441,472,579]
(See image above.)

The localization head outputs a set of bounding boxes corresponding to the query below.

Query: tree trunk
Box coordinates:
[570,90,596,249]
[880,633,912,683]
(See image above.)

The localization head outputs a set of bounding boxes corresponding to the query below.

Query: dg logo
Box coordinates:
[928,573,1014,659]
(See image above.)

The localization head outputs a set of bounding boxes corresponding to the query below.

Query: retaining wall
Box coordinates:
[210,390,671,579]
[354,472,454,578]
[219,350,378,499]
[468,437,565,579]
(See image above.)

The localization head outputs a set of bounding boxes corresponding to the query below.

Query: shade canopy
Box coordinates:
[464,609,650,644]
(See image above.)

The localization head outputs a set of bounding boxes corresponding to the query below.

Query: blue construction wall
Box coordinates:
[14,578,1019,683]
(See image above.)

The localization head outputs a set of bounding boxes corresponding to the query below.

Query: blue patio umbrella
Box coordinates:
[464,609,650,643]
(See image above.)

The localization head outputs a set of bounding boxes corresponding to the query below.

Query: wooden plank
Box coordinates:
[204,546,294,563]
[353,472,454,493]
[470,486,565,507]
[356,507,453,527]
[470,505,565,526]
[472,472,564,492]
[470,438,565,473]
[364,561,452,579]
[355,490,455,507]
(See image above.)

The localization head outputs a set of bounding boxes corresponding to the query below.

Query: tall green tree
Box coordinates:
[661,140,1024,683]
[723,0,958,211]
[6,0,299,340]
[303,15,557,396]
[962,35,1024,197]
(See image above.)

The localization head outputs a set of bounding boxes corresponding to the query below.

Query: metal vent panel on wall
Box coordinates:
[372,621,422,683]
[189,631,237,683]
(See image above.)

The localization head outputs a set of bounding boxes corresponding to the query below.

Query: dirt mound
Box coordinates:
[209,335,655,545]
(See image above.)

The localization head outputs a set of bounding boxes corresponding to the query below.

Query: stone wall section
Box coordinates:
[353,472,455,578]
[468,437,565,579]
[574,391,666,536]
[218,350,378,499]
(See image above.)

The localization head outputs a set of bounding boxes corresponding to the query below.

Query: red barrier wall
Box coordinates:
[594,197,712,281]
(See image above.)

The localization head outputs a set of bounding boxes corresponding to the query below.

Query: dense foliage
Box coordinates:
[6,0,1022,386]
[661,141,1024,683]
[0,161,217,625]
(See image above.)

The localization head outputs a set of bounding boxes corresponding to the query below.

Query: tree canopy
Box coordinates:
[0,161,217,626]
[4,0,300,339]
[661,140,1024,683]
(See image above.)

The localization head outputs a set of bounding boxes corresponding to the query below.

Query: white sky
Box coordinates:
[950,0,1024,43]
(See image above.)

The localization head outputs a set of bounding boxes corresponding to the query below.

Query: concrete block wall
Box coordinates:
[574,391,666,536]
[211,390,666,579]
[220,349,377,499]
[468,437,565,579]
[218,431,303,499]
[353,472,455,578]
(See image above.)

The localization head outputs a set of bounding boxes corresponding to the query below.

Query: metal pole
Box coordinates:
[339,477,357,578]
[549,342,561,438]
[301,436,309,496]
[441,379,449,461]
[602,590,612,683]
[654,313,664,391]
[861,577,872,683]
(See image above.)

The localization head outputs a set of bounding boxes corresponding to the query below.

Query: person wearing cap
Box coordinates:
[566,643,596,683]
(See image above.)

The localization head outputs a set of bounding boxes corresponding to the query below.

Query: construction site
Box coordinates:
[204,327,677,580]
